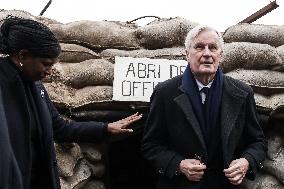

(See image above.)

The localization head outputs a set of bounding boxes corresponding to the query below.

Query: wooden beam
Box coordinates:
[39,0,52,16]
[239,0,279,24]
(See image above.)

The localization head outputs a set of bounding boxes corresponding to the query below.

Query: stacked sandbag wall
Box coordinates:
[222,23,284,189]
[1,10,283,188]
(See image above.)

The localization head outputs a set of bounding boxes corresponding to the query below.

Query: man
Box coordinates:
[141,25,266,189]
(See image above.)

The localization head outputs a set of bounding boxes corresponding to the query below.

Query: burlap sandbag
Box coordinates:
[59,43,100,63]
[255,93,284,111]
[44,82,112,108]
[223,24,284,47]
[242,174,284,189]
[85,181,105,189]
[60,159,91,189]
[35,15,61,25]
[226,69,284,95]
[277,45,284,63]
[0,9,36,21]
[55,143,82,177]
[49,21,140,50]
[80,143,102,162]
[266,135,283,160]
[100,47,186,62]
[263,149,284,185]
[221,42,283,73]
[135,17,198,49]
[87,162,105,178]
[71,110,136,122]
[270,106,284,121]
[46,59,114,88]
[0,9,59,26]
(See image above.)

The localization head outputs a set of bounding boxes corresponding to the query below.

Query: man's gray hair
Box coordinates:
[184,25,224,51]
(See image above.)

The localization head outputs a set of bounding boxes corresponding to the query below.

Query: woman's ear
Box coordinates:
[18,49,31,62]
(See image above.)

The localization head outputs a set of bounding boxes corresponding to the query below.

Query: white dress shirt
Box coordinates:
[195,79,213,104]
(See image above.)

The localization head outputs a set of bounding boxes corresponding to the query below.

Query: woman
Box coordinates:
[0,17,141,189]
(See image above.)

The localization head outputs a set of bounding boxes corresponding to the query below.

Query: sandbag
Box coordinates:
[242,174,284,189]
[70,101,149,112]
[270,106,284,121]
[55,143,82,177]
[0,9,59,26]
[223,24,284,47]
[85,180,105,189]
[87,162,105,178]
[45,59,114,88]
[226,69,284,95]
[100,47,186,62]
[255,93,284,111]
[49,21,140,50]
[135,17,198,49]
[221,42,283,73]
[71,110,137,122]
[62,159,91,189]
[277,45,284,63]
[59,43,100,63]
[44,82,113,108]
[80,143,102,162]
[35,15,61,25]
[263,148,284,185]
[266,135,283,160]
[0,9,36,21]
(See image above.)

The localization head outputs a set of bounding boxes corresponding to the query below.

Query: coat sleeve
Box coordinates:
[241,89,267,180]
[42,86,109,143]
[0,86,23,189]
[141,86,184,179]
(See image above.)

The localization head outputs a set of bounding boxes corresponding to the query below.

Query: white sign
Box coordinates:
[113,57,188,102]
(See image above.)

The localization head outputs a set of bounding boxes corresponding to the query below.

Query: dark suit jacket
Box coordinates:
[0,57,108,189]
[142,75,266,189]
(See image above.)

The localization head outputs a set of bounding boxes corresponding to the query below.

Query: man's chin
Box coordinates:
[199,68,217,75]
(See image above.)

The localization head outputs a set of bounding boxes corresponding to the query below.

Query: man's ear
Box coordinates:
[185,49,190,62]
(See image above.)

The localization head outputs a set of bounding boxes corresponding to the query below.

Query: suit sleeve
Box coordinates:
[43,86,109,143]
[141,86,184,179]
[241,89,267,180]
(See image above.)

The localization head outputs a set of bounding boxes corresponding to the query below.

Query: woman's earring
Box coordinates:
[19,62,23,67]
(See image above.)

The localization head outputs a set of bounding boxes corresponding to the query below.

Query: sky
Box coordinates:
[1,0,283,32]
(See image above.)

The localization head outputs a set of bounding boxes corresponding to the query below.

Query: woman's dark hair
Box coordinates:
[0,16,61,58]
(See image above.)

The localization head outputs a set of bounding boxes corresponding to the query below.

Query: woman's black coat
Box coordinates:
[0,57,108,189]
[0,85,23,189]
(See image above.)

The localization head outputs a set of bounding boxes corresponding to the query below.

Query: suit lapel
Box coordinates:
[174,89,208,157]
[220,77,248,164]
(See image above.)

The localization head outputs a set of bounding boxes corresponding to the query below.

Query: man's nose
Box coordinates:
[203,46,211,57]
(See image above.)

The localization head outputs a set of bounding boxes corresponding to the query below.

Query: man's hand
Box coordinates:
[223,158,249,185]
[179,159,206,181]
[107,112,142,134]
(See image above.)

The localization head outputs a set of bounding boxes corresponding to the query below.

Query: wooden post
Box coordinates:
[239,0,279,24]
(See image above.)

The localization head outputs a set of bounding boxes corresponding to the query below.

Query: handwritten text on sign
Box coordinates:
[113,57,188,102]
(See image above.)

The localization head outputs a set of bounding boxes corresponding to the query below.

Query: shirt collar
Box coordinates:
[195,78,214,91]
